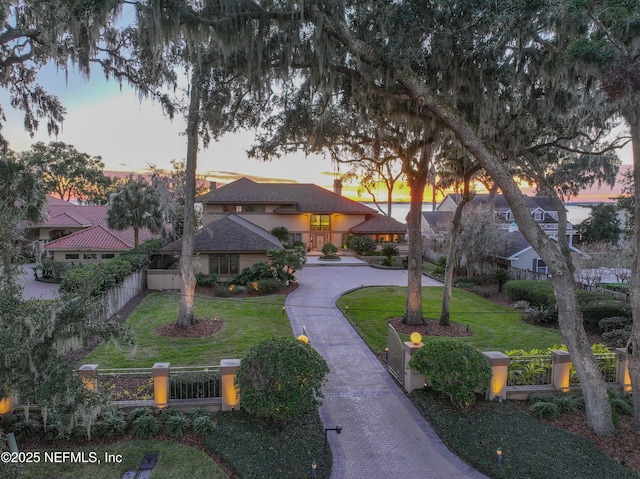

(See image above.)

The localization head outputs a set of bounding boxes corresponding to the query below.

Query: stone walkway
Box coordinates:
[286,266,488,479]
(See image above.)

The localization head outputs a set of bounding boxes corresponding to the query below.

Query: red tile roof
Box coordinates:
[45,224,157,251]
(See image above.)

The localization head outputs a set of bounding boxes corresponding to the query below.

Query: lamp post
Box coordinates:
[323,425,342,453]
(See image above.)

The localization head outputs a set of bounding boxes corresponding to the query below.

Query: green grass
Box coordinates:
[19,440,228,479]
[411,390,638,479]
[83,292,291,367]
[336,286,562,352]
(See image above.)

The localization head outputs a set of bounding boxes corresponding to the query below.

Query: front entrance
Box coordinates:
[312,233,328,252]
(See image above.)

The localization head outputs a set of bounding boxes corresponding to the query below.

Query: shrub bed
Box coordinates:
[410,389,637,479]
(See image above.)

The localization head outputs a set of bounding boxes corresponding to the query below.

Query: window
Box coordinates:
[310,215,330,230]
[65,254,79,260]
[223,204,265,213]
[210,254,239,275]
[83,253,98,260]
[533,211,543,221]
[288,233,302,244]
[101,254,115,259]
[533,258,548,274]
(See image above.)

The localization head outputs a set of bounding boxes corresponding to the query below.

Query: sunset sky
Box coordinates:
[1,63,631,204]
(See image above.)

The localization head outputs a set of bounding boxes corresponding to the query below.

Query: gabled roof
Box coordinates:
[161,214,284,253]
[498,230,582,260]
[350,214,406,234]
[44,205,110,226]
[43,211,94,228]
[46,195,73,206]
[197,177,377,215]
[422,211,453,229]
[44,225,158,251]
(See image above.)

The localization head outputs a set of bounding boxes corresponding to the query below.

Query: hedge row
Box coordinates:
[504,280,630,330]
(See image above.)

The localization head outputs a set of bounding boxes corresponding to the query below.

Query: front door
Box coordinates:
[313,233,327,252]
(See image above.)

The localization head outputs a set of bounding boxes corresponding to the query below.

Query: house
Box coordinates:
[435,193,580,245]
[197,177,407,250]
[30,196,159,263]
[422,193,583,273]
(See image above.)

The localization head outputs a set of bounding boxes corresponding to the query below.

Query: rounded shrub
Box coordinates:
[321,242,338,256]
[235,336,330,423]
[598,316,632,332]
[347,235,376,254]
[408,338,491,409]
[602,328,631,348]
[530,401,561,419]
[164,413,191,437]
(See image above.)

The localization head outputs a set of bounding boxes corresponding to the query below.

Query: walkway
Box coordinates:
[286,265,487,479]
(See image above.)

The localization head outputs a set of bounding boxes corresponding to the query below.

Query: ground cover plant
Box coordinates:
[82,292,291,367]
[336,286,562,353]
[410,390,638,479]
[205,410,331,479]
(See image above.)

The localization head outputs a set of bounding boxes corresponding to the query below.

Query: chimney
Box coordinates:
[209,181,218,192]
[333,179,343,196]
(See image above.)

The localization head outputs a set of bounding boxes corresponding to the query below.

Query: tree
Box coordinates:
[577,203,621,245]
[22,141,110,202]
[107,177,163,248]
[0,151,46,272]
[268,246,307,280]
[0,1,125,150]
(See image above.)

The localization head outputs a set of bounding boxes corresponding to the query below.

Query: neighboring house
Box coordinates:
[197,177,407,250]
[422,193,583,273]
[496,230,583,274]
[29,196,159,263]
[436,193,580,245]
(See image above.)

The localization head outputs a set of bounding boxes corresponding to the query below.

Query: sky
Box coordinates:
[1,63,633,203]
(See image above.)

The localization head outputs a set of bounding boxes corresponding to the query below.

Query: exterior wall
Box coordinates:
[147,269,182,290]
[510,248,543,272]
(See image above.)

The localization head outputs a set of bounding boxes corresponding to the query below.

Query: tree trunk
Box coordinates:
[440,189,470,326]
[133,226,139,248]
[403,157,429,326]
[177,67,201,328]
[400,75,616,436]
[624,104,640,432]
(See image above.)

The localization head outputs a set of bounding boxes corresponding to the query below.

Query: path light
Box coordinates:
[282,306,286,315]
[298,334,309,344]
[311,460,317,478]
[496,448,503,467]
[324,425,342,453]
[410,332,422,345]
[361,282,364,288]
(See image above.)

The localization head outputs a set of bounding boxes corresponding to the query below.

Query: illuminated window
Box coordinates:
[310,215,330,231]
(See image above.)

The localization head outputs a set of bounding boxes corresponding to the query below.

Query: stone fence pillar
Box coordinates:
[221,359,241,411]
[551,350,571,393]
[152,362,170,410]
[482,352,510,400]
[615,348,632,394]
[79,364,99,391]
[403,340,426,393]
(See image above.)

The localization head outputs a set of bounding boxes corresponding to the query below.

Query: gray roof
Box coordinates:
[350,214,407,234]
[443,193,562,214]
[161,214,284,253]
[498,231,533,259]
[422,211,453,229]
[197,177,377,215]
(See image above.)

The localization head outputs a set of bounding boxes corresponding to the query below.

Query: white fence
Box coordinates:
[92,268,146,322]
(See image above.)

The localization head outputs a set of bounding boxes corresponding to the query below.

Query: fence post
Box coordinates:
[402,338,426,393]
[551,350,571,393]
[79,364,99,391]
[153,363,170,410]
[482,352,510,400]
[615,348,632,394]
[221,359,241,411]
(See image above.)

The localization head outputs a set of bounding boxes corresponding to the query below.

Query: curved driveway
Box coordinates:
[286,265,487,479]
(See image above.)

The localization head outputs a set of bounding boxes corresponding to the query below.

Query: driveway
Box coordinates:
[286,266,487,479]
[18,263,60,300]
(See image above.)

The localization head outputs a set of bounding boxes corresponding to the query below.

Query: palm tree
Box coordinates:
[0,152,46,273]
[107,177,163,248]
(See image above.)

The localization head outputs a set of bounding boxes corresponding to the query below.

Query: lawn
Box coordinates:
[336,286,563,352]
[20,440,228,479]
[82,291,291,367]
